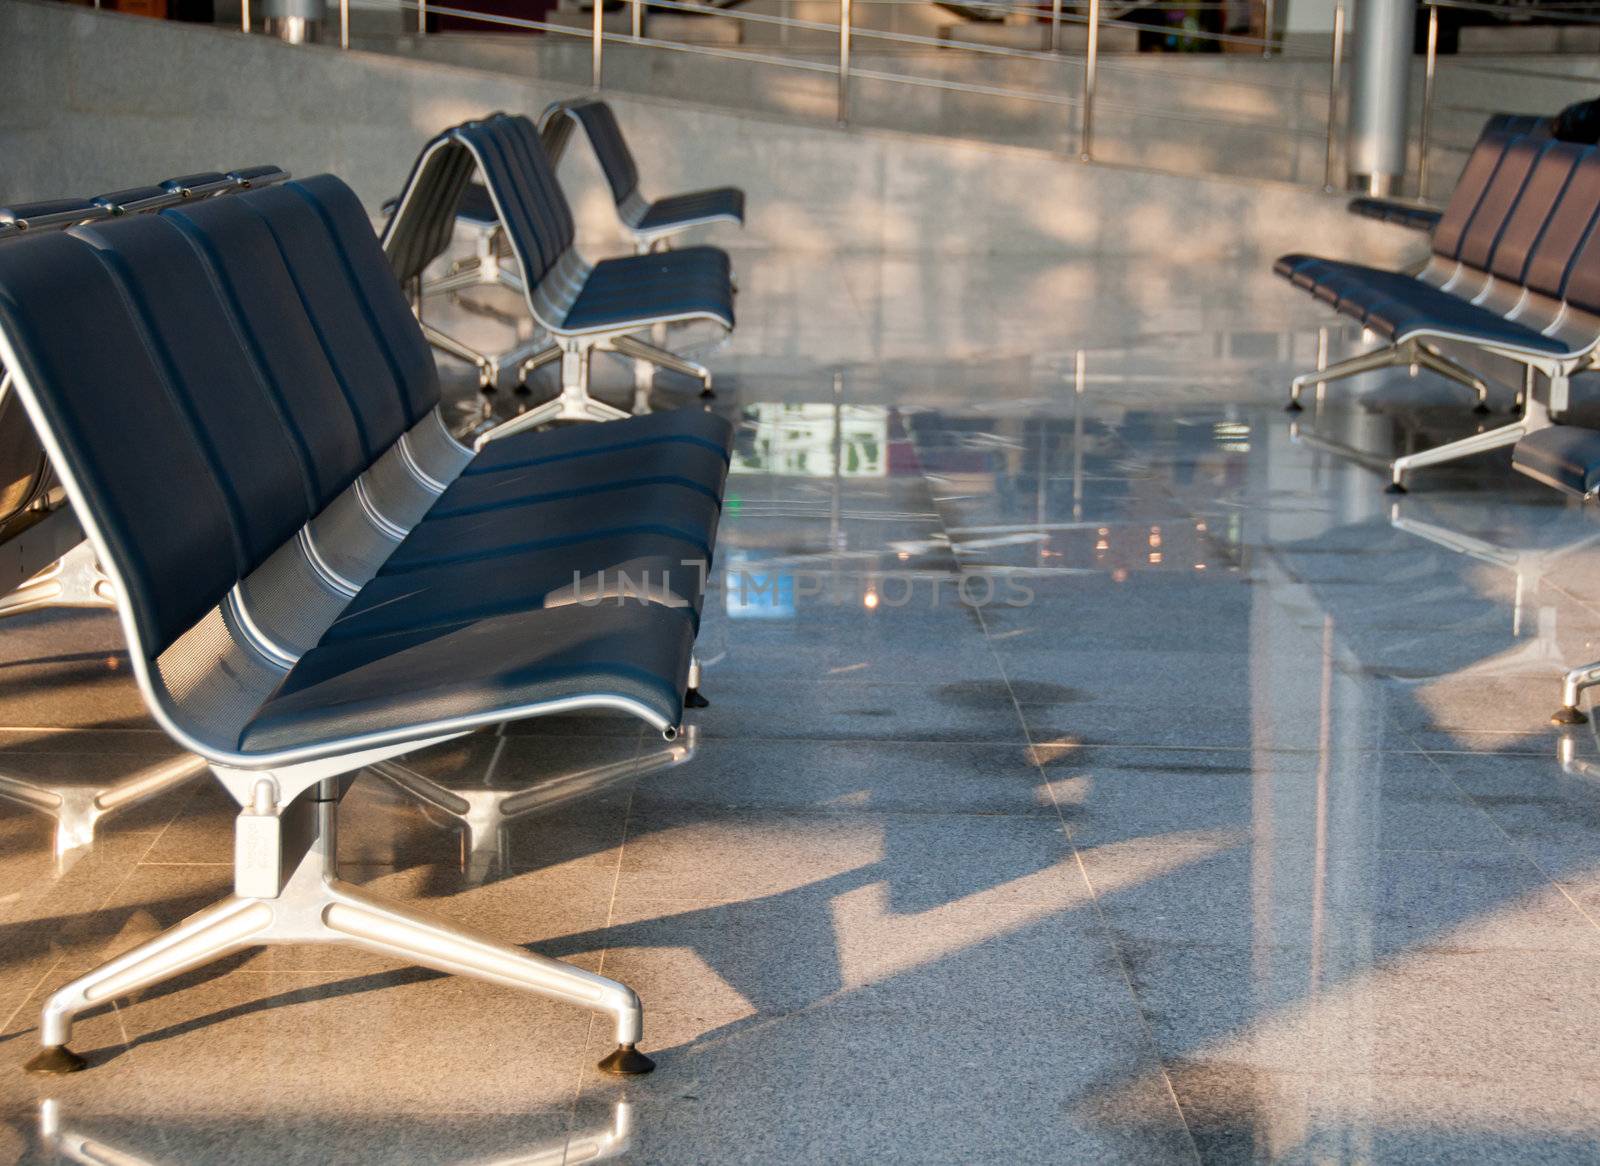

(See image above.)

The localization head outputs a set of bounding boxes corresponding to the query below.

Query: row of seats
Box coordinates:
[384,101,743,415]
[0,113,738,1077]
[1277,130,1600,492]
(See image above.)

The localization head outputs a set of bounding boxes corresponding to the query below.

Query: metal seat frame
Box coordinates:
[1,177,710,1079]
[383,116,725,414]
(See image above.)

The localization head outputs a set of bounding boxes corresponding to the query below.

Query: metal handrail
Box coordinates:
[276,0,1600,196]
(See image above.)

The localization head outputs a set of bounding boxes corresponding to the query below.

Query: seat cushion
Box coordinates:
[1275,252,1572,356]
[638,187,746,232]
[1512,425,1600,495]
[387,482,724,573]
[240,601,696,751]
[323,533,710,643]
[1358,282,1571,354]
[1347,197,1443,233]
[562,246,734,333]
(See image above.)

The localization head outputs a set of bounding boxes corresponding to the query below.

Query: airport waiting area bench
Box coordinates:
[384,111,736,407]
[0,167,291,863]
[0,169,733,1077]
[1277,131,1600,492]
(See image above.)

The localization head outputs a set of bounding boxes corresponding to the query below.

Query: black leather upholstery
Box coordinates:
[386,114,735,338]
[0,169,734,758]
[1278,133,1600,359]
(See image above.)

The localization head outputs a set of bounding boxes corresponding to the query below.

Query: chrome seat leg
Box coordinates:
[685,654,709,708]
[609,334,715,399]
[1412,343,1493,413]
[1554,660,1600,725]
[26,774,654,1076]
[1287,344,1403,411]
[1387,417,1537,493]
[26,893,277,1074]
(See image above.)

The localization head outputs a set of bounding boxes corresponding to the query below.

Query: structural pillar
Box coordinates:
[1346,0,1415,196]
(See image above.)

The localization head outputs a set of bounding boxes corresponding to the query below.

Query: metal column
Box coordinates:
[1346,0,1417,196]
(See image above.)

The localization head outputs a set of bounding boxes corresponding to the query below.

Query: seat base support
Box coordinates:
[1288,338,1492,413]
[24,773,651,1076]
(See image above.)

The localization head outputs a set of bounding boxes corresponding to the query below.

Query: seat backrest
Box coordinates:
[1524,149,1600,302]
[1488,141,1586,285]
[558,100,641,207]
[1452,135,1545,272]
[0,173,440,662]
[457,114,578,298]
[1431,132,1521,262]
[382,124,479,286]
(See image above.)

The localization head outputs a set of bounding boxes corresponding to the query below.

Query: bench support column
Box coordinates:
[26,772,654,1077]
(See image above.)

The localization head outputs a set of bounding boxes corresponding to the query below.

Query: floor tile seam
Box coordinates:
[970,597,1203,1165]
[1418,751,1600,939]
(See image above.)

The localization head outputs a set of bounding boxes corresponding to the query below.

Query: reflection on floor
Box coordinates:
[4,249,1600,1163]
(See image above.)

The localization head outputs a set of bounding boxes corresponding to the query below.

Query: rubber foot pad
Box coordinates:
[598,1043,655,1075]
[1384,482,1407,495]
[25,1046,87,1075]
[1285,400,1304,413]
[1473,403,1492,415]
[1552,707,1589,726]
[684,688,710,709]
[700,388,716,399]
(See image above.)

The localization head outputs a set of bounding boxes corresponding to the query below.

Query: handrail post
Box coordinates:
[1079,0,1099,161]
[240,0,250,32]
[593,0,605,89]
[838,0,852,125]
[1418,2,1439,199]
[1049,0,1061,52]
[418,0,427,34]
[1261,0,1275,56]
[339,0,350,48]
[1323,0,1345,192]
[632,0,644,39]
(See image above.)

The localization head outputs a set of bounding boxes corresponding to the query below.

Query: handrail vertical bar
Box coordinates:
[633,0,644,38]
[1261,0,1275,56]
[1419,2,1439,199]
[1079,0,1099,160]
[241,0,250,32]
[593,0,605,88]
[1324,0,1345,192]
[418,0,427,34]
[340,0,350,48]
[1049,0,1061,52]
[838,0,852,124]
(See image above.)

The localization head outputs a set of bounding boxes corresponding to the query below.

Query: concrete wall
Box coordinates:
[0,0,1420,264]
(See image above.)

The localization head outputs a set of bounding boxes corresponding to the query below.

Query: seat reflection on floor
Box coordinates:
[370,728,697,884]
[1388,495,1600,714]
[34,1098,634,1165]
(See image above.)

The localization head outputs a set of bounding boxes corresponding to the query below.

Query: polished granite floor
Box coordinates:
[4,246,1600,1164]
